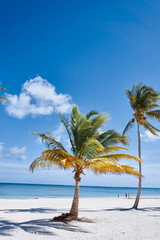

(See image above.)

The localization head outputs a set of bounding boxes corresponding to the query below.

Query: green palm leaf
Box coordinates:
[143,122,160,135]
[30,132,67,152]
[123,120,134,135]
[57,113,75,153]
[97,130,128,147]
[86,110,99,119]
[79,138,104,159]
[145,110,160,121]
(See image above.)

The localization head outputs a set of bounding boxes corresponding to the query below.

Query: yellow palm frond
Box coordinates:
[104,146,128,153]
[42,149,73,159]
[29,156,58,172]
[89,161,140,177]
[100,153,141,162]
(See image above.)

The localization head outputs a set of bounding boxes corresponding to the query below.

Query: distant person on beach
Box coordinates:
[125,192,127,198]
[128,193,130,198]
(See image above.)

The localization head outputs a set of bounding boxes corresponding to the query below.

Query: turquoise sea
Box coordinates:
[0,183,160,199]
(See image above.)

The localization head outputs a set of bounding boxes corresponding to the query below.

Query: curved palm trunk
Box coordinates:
[133,122,142,209]
[69,178,80,219]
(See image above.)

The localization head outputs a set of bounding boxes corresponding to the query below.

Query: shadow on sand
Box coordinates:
[103,207,160,212]
[0,207,62,214]
[104,208,132,212]
[0,217,90,237]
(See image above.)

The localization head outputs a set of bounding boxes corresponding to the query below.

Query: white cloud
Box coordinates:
[53,124,66,142]
[5,76,72,119]
[141,130,160,142]
[9,146,27,161]
[0,143,27,161]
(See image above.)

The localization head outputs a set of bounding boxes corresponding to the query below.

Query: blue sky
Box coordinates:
[0,0,160,187]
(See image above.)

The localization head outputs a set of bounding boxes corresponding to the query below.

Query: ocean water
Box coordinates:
[0,183,160,199]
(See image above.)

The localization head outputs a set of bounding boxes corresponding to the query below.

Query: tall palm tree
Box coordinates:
[0,88,9,104]
[30,105,141,220]
[123,84,160,209]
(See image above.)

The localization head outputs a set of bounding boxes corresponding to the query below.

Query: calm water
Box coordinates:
[0,183,160,199]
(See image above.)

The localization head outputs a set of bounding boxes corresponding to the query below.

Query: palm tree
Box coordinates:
[30,105,141,220]
[0,88,9,104]
[123,84,160,209]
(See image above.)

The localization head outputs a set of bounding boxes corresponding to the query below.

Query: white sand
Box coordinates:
[0,197,160,240]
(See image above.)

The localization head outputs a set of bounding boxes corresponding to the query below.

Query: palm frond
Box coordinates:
[30,132,67,152]
[30,149,78,172]
[103,146,128,153]
[86,110,99,119]
[0,96,9,100]
[42,149,72,159]
[70,106,107,154]
[126,87,137,110]
[97,153,141,162]
[147,103,160,109]
[57,113,75,153]
[90,113,109,133]
[145,110,160,121]
[97,130,128,147]
[0,88,9,103]
[70,105,89,154]
[87,160,140,177]
[143,122,160,135]
[29,156,58,172]
[140,89,160,109]
[123,120,134,135]
[79,138,104,159]
[42,149,85,169]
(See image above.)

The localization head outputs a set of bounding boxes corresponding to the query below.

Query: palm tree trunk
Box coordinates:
[133,122,142,209]
[69,178,80,219]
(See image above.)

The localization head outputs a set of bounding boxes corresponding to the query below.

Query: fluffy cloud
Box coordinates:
[141,130,160,142]
[53,124,66,142]
[0,143,27,161]
[5,76,72,119]
[9,146,27,161]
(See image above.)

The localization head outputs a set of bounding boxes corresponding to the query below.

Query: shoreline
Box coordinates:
[1,183,160,200]
[1,181,160,189]
[0,195,160,200]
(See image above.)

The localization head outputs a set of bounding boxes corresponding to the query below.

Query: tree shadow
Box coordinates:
[136,207,160,212]
[0,222,16,237]
[0,218,90,236]
[0,207,60,214]
[79,209,102,213]
[103,208,132,212]
[103,207,160,213]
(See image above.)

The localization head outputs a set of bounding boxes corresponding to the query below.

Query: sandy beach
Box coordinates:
[0,197,160,239]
